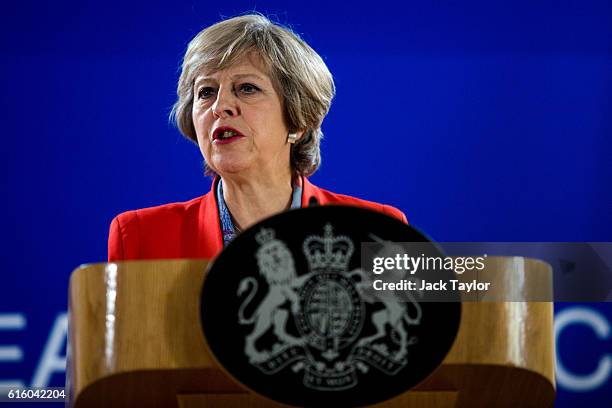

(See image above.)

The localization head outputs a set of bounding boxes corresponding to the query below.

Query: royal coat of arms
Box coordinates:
[236,224,423,391]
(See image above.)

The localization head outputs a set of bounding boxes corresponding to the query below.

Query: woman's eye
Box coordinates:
[239,83,259,94]
[198,87,215,99]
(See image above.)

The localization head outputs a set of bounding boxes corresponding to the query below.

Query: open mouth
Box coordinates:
[212,126,245,144]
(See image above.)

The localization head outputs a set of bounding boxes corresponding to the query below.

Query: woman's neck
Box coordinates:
[221,172,294,231]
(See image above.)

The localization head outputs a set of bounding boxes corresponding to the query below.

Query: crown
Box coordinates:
[254,227,296,283]
[255,227,276,245]
[255,227,288,261]
[302,224,354,272]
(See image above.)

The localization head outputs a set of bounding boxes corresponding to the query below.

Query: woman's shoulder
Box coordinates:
[108,192,217,261]
[305,181,408,224]
[112,195,205,225]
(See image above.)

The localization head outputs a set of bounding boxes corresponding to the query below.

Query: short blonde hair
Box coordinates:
[170,14,335,176]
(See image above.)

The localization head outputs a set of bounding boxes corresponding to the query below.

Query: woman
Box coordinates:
[108,14,406,261]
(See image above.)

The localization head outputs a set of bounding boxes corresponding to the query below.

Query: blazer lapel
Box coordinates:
[198,177,224,259]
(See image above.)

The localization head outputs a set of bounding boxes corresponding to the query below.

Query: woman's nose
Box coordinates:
[211,87,239,119]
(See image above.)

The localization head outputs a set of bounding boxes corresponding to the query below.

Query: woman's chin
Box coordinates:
[211,159,250,177]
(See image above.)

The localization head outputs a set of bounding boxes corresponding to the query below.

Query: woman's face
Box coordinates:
[192,52,293,180]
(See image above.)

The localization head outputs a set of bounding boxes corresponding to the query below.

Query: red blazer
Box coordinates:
[108,178,407,261]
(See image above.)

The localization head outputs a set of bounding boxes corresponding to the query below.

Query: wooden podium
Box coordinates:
[68,257,555,407]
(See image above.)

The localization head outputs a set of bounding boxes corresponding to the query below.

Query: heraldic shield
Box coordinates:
[200,206,461,407]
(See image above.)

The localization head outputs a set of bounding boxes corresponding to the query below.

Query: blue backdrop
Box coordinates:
[1,0,610,406]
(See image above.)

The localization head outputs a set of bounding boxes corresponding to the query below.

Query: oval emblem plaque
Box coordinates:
[201,206,461,407]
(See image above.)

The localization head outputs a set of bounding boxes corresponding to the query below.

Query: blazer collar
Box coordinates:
[302,176,327,207]
[200,175,326,259]
[198,177,223,259]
